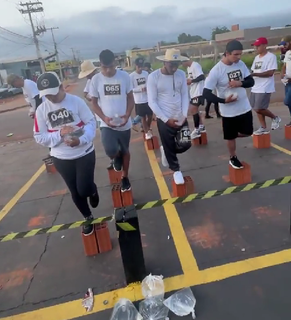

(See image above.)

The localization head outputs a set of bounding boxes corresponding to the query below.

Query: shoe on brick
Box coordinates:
[253,127,269,135]
[82,215,94,236]
[89,192,99,208]
[113,154,123,172]
[173,171,184,185]
[145,131,153,140]
[229,156,244,169]
[199,125,206,132]
[121,176,131,192]
[191,129,201,139]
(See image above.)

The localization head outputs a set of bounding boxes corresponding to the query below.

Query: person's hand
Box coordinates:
[187,79,192,85]
[166,119,180,128]
[228,80,242,88]
[29,112,35,119]
[103,116,116,128]
[120,114,130,127]
[65,136,80,147]
[225,94,238,103]
[60,126,75,137]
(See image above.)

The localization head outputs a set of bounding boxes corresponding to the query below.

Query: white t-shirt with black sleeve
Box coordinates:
[129,70,148,104]
[251,52,277,93]
[204,60,252,118]
[89,69,133,131]
[33,93,96,160]
[187,61,204,98]
[284,50,291,78]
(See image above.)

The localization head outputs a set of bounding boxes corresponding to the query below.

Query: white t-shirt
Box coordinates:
[33,93,96,160]
[129,70,148,104]
[84,79,100,121]
[284,50,291,78]
[147,69,189,123]
[251,52,277,93]
[89,69,133,131]
[187,61,204,98]
[22,79,43,105]
[204,60,252,117]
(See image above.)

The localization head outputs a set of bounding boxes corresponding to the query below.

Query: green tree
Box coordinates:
[178,33,205,44]
[211,26,230,40]
[160,40,177,46]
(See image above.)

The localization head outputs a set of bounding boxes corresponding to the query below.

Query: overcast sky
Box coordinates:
[1,0,291,61]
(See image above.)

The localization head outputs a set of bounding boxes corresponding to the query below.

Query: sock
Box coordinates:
[193,113,200,128]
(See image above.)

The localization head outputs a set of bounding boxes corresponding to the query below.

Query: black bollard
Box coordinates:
[115,205,146,284]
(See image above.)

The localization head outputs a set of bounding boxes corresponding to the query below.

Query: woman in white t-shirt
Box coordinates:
[34,72,99,236]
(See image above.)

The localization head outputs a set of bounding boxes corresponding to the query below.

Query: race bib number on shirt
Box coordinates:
[136,78,146,86]
[104,84,121,96]
[227,70,243,82]
[178,126,191,142]
[254,61,262,70]
[48,108,74,128]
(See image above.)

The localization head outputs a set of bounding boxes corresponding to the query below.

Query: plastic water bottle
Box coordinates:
[110,114,123,126]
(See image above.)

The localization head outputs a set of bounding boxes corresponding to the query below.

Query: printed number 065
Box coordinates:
[106,85,119,91]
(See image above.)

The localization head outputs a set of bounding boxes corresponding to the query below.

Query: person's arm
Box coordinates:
[203,68,226,104]
[181,72,189,118]
[147,73,169,123]
[125,73,134,119]
[77,98,96,146]
[191,74,205,83]
[229,63,255,88]
[281,63,287,79]
[33,107,62,148]
[89,76,107,121]
[203,88,226,104]
[191,63,205,83]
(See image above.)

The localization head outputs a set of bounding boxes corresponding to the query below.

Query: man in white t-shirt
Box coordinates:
[130,57,153,140]
[89,49,134,192]
[281,35,291,126]
[181,53,206,139]
[7,74,43,118]
[250,37,281,135]
[147,49,191,185]
[203,40,255,169]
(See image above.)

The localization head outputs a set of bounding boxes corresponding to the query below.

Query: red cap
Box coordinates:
[251,37,268,46]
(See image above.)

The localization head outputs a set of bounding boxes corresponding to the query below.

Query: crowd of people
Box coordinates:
[5,35,291,236]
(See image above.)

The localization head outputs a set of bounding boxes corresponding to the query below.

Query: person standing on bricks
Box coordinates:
[33,72,99,236]
[281,35,291,126]
[130,57,153,140]
[147,49,192,185]
[181,53,206,139]
[250,37,281,135]
[7,74,43,119]
[90,49,135,192]
[203,40,255,169]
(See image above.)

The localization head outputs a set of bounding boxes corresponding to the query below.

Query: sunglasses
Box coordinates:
[167,61,181,68]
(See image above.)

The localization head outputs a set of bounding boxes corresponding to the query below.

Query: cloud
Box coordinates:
[1,5,291,60]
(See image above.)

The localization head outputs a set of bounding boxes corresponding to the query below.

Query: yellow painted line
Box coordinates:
[145,147,199,275]
[271,142,291,156]
[0,164,45,222]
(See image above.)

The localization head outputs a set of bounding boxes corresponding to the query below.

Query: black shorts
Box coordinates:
[135,103,153,117]
[190,96,204,106]
[222,110,253,140]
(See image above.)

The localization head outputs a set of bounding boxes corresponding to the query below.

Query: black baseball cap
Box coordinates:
[226,40,244,53]
[37,72,61,98]
[135,57,144,66]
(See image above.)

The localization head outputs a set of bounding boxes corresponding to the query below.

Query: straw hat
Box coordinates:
[78,60,97,79]
[156,48,189,62]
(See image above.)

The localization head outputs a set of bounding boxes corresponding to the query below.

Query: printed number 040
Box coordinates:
[51,110,69,121]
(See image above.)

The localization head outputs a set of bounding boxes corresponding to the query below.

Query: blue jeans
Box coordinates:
[284,83,291,115]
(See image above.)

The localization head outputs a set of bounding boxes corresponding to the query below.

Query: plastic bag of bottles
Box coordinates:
[141,274,165,298]
[110,298,142,320]
[139,296,169,320]
[110,114,123,126]
[163,287,196,319]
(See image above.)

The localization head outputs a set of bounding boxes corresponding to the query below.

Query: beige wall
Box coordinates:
[215,30,244,42]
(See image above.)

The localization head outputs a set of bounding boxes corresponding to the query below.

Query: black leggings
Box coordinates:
[205,100,220,117]
[52,151,98,218]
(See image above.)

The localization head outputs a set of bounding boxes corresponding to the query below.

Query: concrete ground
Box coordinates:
[0,80,291,319]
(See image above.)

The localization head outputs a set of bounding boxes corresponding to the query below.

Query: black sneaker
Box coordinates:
[229,156,244,169]
[89,192,99,208]
[107,160,113,170]
[205,115,213,119]
[113,154,123,172]
[82,215,94,236]
[121,177,131,192]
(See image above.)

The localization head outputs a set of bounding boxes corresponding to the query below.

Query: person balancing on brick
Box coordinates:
[203,40,255,169]
[33,71,99,236]
[250,37,281,135]
[147,48,192,185]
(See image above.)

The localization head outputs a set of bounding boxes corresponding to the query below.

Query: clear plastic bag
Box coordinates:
[139,296,169,320]
[163,287,196,319]
[110,298,142,320]
[141,274,165,298]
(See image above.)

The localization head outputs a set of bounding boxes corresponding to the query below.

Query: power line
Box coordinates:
[19,1,46,72]
[0,26,31,39]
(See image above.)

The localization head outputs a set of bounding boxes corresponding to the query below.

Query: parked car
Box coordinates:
[0,83,23,99]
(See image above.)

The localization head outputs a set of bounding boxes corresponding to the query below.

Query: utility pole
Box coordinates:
[71,48,76,62]
[46,27,63,81]
[19,1,46,73]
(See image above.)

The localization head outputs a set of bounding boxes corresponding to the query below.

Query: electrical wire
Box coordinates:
[0,26,31,39]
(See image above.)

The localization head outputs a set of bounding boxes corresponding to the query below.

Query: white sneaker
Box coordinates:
[160,146,168,167]
[199,125,206,132]
[173,171,184,185]
[191,129,201,139]
[253,127,269,135]
[145,131,153,140]
[271,116,281,130]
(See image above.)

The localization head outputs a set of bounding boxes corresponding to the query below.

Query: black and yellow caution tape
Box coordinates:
[0,176,290,242]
